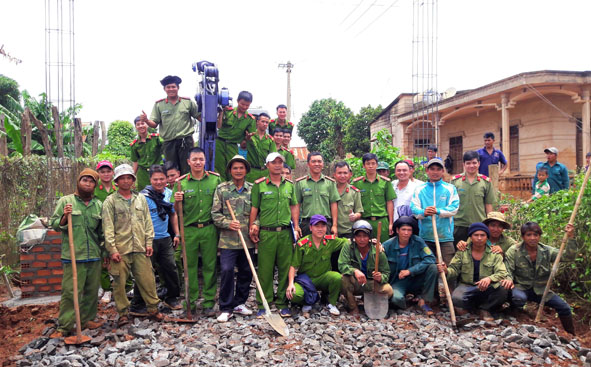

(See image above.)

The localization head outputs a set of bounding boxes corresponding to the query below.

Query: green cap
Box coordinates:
[377,161,390,170]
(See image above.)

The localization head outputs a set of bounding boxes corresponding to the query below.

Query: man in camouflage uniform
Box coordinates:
[172,147,221,316]
[131,116,163,191]
[102,164,163,326]
[246,113,276,183]
[211,155,257,322]
[456,211,517,257]
[451,150,496,245]
[268,104,294,136]
[503,222,577,334]
[141,75,199,175]
[215,91,256,181]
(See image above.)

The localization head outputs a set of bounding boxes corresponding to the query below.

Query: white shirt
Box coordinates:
[392,178,423,221]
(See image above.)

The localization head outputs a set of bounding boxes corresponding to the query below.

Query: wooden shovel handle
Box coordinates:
[67,213,84,342]
[176,181,192,319]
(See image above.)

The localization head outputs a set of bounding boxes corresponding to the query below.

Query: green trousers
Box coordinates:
[365,217,391,243]
[136,166,150,192]
[184,224,218,308]
[246,168,268,183]
[257,229,293,310]
[214,139,239,181]
[58,260,101,333]
[109,252,160,315]
[174,245,184,289]
[292,271,342,306]
[101,263,134,292]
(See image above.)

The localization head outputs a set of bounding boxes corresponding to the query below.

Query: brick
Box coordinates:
[20,272,34,278]
[46,230,60,236]
[37,269,51,276]
[51,239,62,244]
[20,254,35,261]
[50,245,62,252]
[52,253,61,260]
[36,254,52,261]
[32,246,46,253]
[21,279,31,285]
[53,284,62,291]
[48,261,62,268]
[32,261,46,268]
[21,263,30,269]
[52,268,63,275]
[48,277,61,284]
[32,278,47,285]
[37,285,51,292]
[21,286,34,293]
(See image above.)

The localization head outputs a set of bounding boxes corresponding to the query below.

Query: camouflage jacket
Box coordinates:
[447,243,508,288]
[505,239,577,298]
[211,181,257,249]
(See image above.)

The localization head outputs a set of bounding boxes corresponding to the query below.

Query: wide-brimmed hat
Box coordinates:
[227,155,251,173]
[113,164,136,182]
[482,211,511,229]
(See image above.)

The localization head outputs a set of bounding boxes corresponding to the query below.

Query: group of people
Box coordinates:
[47,75,580,339]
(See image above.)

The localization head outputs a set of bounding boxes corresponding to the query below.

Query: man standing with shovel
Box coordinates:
[49,169,104,338]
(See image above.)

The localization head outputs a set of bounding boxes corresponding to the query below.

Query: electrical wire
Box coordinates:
[344,0,378,31]
[523,79,583,130]
[340,0,365,25]
[355,0,399,37]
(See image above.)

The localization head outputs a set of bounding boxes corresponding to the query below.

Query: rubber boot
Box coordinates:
[559,315,576,335]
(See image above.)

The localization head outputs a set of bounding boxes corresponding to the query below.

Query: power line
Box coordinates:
[344,0,378,31]
[339,0,365,25]
[355,0,399,37]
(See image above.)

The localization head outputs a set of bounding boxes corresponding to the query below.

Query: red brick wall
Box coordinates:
[20,230,63,298]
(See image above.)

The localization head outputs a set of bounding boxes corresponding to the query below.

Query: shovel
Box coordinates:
[363,222,389,319]
[226,200,289,337]
[64,213,91,345]
[166,182,198,323]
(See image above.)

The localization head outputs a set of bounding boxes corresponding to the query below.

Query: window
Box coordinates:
[414,138,430,158]
[449,136,463,174]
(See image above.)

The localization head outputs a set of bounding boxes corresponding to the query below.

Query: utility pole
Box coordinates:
[278,61,294,120]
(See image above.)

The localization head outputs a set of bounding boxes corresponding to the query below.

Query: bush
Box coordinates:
[105,120,135,157]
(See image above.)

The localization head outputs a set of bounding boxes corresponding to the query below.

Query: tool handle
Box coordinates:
[67,213,84,342]
[176,181,192,319]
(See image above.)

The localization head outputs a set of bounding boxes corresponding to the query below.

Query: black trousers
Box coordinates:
[452,284,508,312]
[219,248,254,312]
[163,135,194,175]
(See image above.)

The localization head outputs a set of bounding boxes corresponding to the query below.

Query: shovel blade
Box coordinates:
[64,334,91,345]
[364,292,389,319]
[264,313,289,337]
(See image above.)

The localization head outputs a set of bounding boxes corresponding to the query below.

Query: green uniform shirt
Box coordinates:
[295,174,340,219]
[94,180,117,202]
[218,107,256,144]
[130,133,163,168]
[336,184,364,235]
[150,97,199,141]
[505,239,577,297]
[50,194,103,262]
[171,171,221,226]
[279,147,296,170]
[268,119,294,136]
[102,191,154,256]
[451,173,496,227]
[211,181,255,249]
[247,132,277,169]
[251,177,297,227]
[446,243,508,288]
[353,175,396,217]
[292,234,349,278]
[338,241,390,284]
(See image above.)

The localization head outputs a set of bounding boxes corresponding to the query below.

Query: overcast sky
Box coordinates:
[2,0,590,146]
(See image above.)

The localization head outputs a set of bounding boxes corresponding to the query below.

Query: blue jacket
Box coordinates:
[383,234,436,284]
[533,161,569,194]
[410,179,459,243]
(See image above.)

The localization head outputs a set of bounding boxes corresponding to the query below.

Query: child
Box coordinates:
[131,116,163,191]
[527,168,550,203]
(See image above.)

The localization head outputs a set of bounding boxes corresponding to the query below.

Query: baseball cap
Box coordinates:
[426,158,444,168]
[265,152,285,164]
[377,161,390,170]
[544,147,558,155]
[310,214,328,226]
[96,160,113,170]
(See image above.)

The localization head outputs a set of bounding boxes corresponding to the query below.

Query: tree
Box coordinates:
[105,120,135,157]
[343,104,382,158]
[0,75,20,115]
[298,98,353,162]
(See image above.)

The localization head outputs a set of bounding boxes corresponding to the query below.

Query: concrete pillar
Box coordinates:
[501,94,510,173]
[582,88,590,159]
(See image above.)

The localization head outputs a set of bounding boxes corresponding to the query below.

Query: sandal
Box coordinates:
[420,304,434,316]
[118,315,129,327]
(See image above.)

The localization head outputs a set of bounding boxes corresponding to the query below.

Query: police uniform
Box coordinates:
[246,132,276,183]
[290,235,349,306]
[171,171,221,309]
[268,119,294,136]
[150,97,199,175]
[130,133,163,191]
[295,174,340,236]
[251,176,297,310]
[336,184,364,238]
[279,147,296,170]
[94,180,117,203]
[353,175,396,243]
[216,107,256,181]
[451,173,496,244]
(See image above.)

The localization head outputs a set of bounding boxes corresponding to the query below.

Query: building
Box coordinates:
[371,71,590,186]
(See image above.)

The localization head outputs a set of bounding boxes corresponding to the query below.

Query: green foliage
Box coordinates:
[343,104,382,158]
[0,75,20,115]
[104,120,135,157]
[501,172,591,304]
[298,98,354,162]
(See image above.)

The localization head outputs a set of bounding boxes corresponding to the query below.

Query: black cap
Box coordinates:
[160,75,182,87]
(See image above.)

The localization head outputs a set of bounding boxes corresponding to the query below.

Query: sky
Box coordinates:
[2,0,591,146]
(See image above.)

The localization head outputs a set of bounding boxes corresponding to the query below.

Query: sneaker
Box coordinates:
[233,304,253,316]
[302,305,312,313]
[203,307,216,317]
[97,288,104,299]
[216,312,233,323]
[279,308,292,318]
[327,304,340,316]
[101,291,112,304]
[256,309,266,319]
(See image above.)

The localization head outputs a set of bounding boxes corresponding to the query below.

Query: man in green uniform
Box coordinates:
[141,75,199,175]
[246,112,276,183]
[131,116,163,191]
[295,152,340,237]
[452,150,496,245]
[334,161,363,239]
[353,153,396,243]
[172,147,221,316]
[268,104,294,136]
[503,222,577,334]
[338,220,392,316]
[215,91,256,181]
[94,160,117,203]
[211,155,256,322]
[49,168,104,338]
[249,152,299,318]
[456,211,517,256]
[287,215,349,316]
[102,164,163,326]
[274,129,296,170]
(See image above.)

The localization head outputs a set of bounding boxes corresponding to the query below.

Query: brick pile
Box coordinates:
[19,230,63,298]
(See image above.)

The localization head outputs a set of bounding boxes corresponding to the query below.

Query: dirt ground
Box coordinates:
[0,286,589,367]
